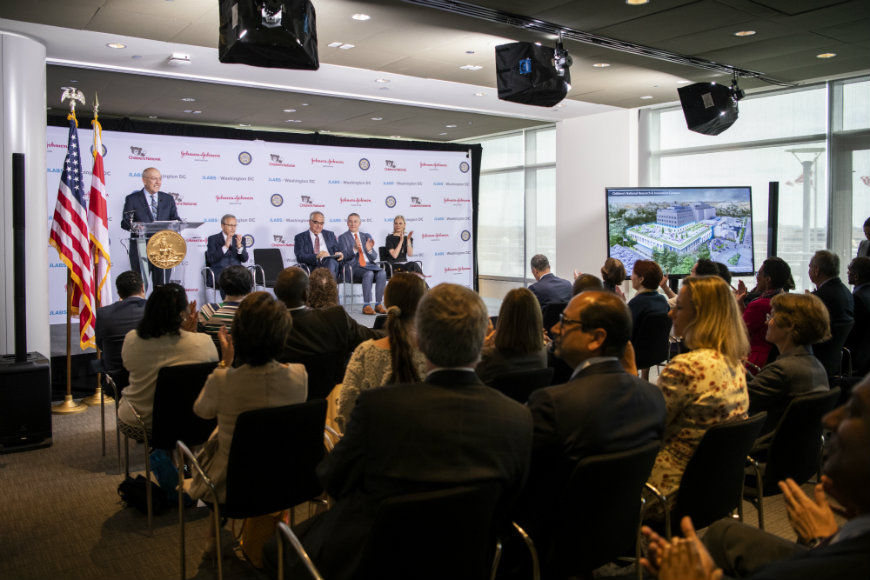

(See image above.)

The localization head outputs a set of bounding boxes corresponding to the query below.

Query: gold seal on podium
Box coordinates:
[146,230,187,270]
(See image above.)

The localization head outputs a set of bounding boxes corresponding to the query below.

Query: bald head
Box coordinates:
[274,267,309,308]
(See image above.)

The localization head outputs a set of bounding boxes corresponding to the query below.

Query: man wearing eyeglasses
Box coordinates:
[516,290,666,569]
[294,211,343,278]
[205,214,249,299]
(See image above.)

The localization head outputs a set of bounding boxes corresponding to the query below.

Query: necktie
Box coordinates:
[150,194,158,218]
[355,233,366,267]
[314,235,320,254]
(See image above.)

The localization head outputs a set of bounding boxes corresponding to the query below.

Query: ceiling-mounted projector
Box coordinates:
[218,0,319,70]
[495,41,572,108]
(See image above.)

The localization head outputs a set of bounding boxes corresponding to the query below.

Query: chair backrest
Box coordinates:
[373,314,387,330]
[224,399,327,519]
[547,440,661,577]
[489,367,555,402]
[541,302,568,335]
[100,334,129,375]
[633,312,673,370]
[357,482,502,580]
[813,320,855,376]
[291,352,348,401]
[253,248,285,288]
[671,412,767,529]
[378,246,391,262]
[151,361,219,450]
[760,388,841,494]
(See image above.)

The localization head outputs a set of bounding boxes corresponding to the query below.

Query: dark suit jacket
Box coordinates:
[279,306,383,363]
[748,531,870,579]
[845,284,870,375]
[294,229,340,268]
[120,189,179,231]
[205,232,249,282]
[299,370,533,579]
[94,297,146,371]
[748,346,829,436]
[519,359,666,541]
[529,273,573,307]
[813,277,855,325]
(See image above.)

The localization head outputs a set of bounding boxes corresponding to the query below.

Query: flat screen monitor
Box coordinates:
[606,186,755,278]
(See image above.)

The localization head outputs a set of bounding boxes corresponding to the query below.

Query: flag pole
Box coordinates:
[52,89,88,415]
[82,93,113,408]
[53,271,87,414]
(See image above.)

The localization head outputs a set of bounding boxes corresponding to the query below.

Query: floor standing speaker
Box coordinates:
[0,353,52,453]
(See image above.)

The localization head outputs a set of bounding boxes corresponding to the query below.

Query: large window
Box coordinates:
[472,126,557,281]
[642,76,869,291]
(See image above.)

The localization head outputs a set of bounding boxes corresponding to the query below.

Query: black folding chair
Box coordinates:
[489,368,555,403]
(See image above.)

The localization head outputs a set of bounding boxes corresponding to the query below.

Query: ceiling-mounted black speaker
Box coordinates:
[677,82,738,136]
[495,42,570,108]
[219,0,318,70]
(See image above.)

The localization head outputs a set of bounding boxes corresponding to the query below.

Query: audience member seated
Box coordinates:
[572,273,603,295]
[95,270,146,374]
[476,287,548,385]
[384,214,421,274]
[845,257,870,375]
[748,293,831,437]
[660,258,719,306]
[198,265,253,346]
[810,250,855,375]
[518,290,666,554]
[274,267,384,368]
[737,257,791,371]
[858,216,870,257]
[268,283,534,580]
[337,273,428,432]
[628,260,670,380]
[641,377,870,580]
[600,257,627,301]
[186,292,307,505]
[714,261,733,287]
[118,284,218,440]
[528,254,572,308]
[645,275,749,518]
[306,267,339,309]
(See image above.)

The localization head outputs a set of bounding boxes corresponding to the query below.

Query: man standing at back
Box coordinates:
[273,283,533,580]
[529,254,572,308]
[338,213,387,315]
[518,290,666,555]
[809,250,855,374]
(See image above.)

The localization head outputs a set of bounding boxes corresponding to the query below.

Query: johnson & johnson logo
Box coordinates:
[311,157,344,166]
[420,162,447,169]
[182,150,221,160]
[443,197,471,203]
[340,197,371,204]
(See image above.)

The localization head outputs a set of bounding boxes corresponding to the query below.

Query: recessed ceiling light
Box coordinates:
[592,62,610,68]
[473,92,486,97]
[459,64,483,71]
[193,110,202,114]
[640,95,654,99]
[301,103,309,106]
[445,124,457,128]
[283,108,296,113]
[439,132,448,136]
[351,13,370,21]
[626,0,649,4]
[239,123,251,127]
[677,80,689,84]
[183,109,193,113]
[817,52,837,59]
[375,78,390,84]
[181,97,196,102]
[148,115,158,119]
[465,50,475,54]
[339,44,355,50]
[371,117,383,121]
[534,42,542,46]
[379,87,390,91]
[390,135,401,139]
[69,79,78,83]
[131,55,142,59]
[106,42,126,49]
[327,41,343,48]
[733,30,756,37]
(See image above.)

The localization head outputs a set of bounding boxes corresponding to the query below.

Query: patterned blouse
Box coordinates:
[646,348,749,508]
[337,339,427,432]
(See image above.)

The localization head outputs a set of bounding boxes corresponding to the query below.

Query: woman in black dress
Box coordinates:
[385,215,421,274]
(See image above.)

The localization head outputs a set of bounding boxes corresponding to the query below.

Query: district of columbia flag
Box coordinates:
[88,116,113,307]
[49,113,96,349]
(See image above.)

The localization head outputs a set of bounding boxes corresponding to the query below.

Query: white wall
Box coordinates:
[555,109,638,283]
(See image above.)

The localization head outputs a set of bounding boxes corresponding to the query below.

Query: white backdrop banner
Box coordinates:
[46,126,474,324]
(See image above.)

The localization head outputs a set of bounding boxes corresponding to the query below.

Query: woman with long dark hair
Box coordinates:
[337,273,428,431]
[118,283,218,440]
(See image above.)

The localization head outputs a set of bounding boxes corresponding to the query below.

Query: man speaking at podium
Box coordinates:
[121,167,180,289]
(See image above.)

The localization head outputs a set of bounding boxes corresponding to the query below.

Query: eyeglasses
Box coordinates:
[310,220,324,225]
[222,222,237,228]
[765,312,775,323]
[559,312,586,329]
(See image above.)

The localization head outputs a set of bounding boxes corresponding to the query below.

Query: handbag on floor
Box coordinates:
[117,475,170,515]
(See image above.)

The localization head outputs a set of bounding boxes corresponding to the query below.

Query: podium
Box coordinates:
[127,221,203,292]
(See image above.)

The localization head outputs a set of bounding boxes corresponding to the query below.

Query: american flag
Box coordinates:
[49,115,96,349]
[88,117,113,307]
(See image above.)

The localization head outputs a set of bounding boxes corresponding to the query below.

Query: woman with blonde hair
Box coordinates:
[384,214,420,274]
[646,275,750,512]
[337,273,427,431]
[476,287,548,384]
